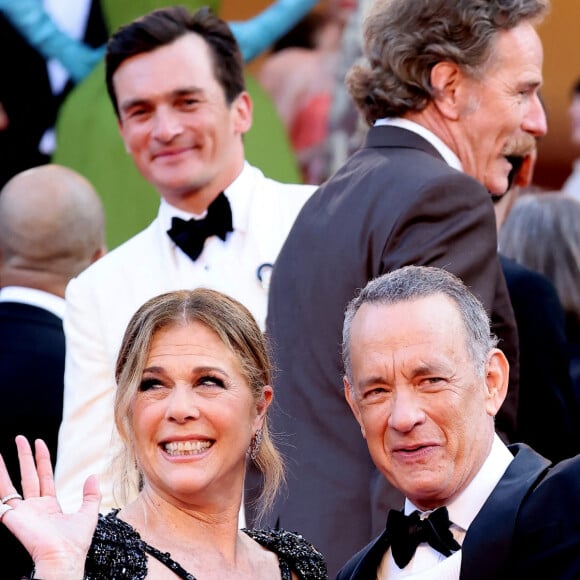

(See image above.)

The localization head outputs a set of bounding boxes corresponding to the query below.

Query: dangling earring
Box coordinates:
[249,427,263,461]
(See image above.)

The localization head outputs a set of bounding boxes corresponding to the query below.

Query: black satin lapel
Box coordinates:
[347,528,391,580]
[460,444,551,580]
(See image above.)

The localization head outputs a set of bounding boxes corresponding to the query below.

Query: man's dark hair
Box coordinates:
[105,6,245,118]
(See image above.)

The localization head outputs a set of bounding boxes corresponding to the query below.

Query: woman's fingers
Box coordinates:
[0,436,57,508]
[79,475,101,521]
[34,440,56,498]
[16,435,40,498]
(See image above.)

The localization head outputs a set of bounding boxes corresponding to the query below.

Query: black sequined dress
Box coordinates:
[85,510,327,579]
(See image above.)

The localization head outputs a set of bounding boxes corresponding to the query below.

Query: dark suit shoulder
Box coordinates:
[0,301,62,326]
[499,256,579,461]
[518,453,580,519]
[500,255,561,302]
[508,454,580,578]
[323,129,486,200]
[0,301,65,467]
[293,131,494,267]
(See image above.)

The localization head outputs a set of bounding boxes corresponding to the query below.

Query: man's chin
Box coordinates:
[484,172,510,196]
[486,184,509,197]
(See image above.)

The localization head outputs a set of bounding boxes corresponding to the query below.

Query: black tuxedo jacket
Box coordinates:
[0,301,66,579]
[255,125,519,576]
[0,301,65,465]
[500,255,579,461]
[337,444,580,579]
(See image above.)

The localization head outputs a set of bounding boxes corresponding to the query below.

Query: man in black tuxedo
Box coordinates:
[338,265,580,579]
[0,164,105,579]
[255,0,550,574]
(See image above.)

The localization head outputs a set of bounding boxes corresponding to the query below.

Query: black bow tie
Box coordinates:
[167,192,233,261]
[387,507,461,569]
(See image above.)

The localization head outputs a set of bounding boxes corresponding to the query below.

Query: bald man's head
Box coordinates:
[0,165,106,296]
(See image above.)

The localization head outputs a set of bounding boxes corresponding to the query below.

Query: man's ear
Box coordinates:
[231,91,253,135]
[344,375,366,439]
[484,349,509,418]
[430,61,466,121]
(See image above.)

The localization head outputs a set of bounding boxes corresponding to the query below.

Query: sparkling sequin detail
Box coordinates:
[244,528,327,579]
[84,510,327,579]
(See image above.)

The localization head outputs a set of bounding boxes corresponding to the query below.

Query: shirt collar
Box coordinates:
[0,286,66,319]
[158,161,252,234]
[404,434,514,532]
[374,117,463,172]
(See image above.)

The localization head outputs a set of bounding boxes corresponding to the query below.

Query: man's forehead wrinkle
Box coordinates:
[391,353,452,377]
[362,345,442,377]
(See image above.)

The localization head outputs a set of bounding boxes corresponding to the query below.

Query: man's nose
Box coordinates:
[152,106,183,142]
[523,93,547,138]
[388,388,426,433]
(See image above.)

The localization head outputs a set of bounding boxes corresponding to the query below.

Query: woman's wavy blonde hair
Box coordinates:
[109,288,284,522]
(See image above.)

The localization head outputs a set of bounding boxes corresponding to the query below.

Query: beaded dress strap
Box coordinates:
[142,542,197,580]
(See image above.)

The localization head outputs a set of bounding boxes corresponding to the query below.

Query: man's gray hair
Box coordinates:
[342,266,498,381]
[347,0,550,125]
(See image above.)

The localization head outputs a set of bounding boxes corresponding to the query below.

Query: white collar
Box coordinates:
[374,117,463,172]
[158,161,252,234]
[405,434,514,532]
[0,286,65,319]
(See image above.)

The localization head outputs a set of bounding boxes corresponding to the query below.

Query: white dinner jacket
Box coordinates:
[55,163,315,512]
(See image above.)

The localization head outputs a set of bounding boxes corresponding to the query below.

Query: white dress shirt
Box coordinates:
[0,286,65,319]
[55,162,315,514]
[377,435,514,579]
[374,117,463,172]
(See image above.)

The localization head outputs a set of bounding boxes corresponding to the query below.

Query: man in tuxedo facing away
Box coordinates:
[258,0,549,573]
[0,164,105,579]
[338,265,580,579]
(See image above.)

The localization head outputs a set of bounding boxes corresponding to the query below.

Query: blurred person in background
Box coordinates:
[562,77,580,200]
[0,164,105,579]
[499,191,580,414]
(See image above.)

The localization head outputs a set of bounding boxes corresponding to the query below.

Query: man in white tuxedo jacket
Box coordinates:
[55,6,314,513]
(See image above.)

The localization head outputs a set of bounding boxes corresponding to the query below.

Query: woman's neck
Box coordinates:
[121,488,242,558]
[117,489,282,579]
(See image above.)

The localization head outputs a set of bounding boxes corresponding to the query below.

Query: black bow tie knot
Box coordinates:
[387,507,461,569]
[167,192,233,261]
